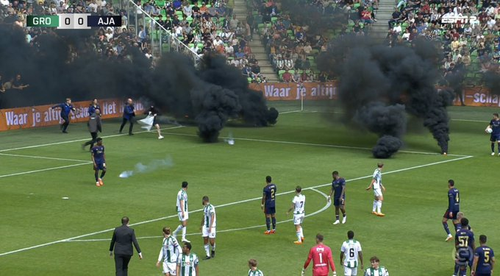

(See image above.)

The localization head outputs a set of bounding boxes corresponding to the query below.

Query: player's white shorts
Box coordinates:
[177,212,189,222]
[202,226,216,238]
[373,188,383,198]
[162,261,177,275]
[293,213,305,225]
[344,266,358,276]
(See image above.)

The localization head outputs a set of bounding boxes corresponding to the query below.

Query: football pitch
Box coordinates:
[0,102,498,275]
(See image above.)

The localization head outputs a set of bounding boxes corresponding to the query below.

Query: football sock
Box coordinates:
[211,243,216,251]
[265,218,271,231]
[443,221,451,235]
[174,225,183,236]
[100,171,106,179]
[453,263,459,275]
[335,215,339,221]
[300,228,303,239]
[271,217,276,230]
[492,143,495,152]
[296,231,301,241]
[94,172,99,182]
[204,244,210,257]
[181,226,187,239]
[377,201,382,213]
[343,212,347,217]
[372,200,377,212]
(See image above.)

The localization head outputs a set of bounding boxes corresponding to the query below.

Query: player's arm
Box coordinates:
[448,191,454,217]
[209,211,215,231]
[380,182,386,192]
[157,246,164,267]
[287,201,295,215]
[50,103,61,110]
[103,151,106,167]
[176,262,180,276]
[491,255,496,273]
[180,199,185,217]
[359,250,364,270]
[328,186,334,201]
[303,248,313,269]
[261,190,266,210]
[366,179,375,190]
[471,253,479,275]
[340,183,346,202]
[340,250,345,266]
[200,212,204,230]
[91,150,97,168]
[327,249,336,273]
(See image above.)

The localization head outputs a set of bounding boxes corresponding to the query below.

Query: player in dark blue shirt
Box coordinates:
[472,235,495,276]
[455,218,475,276]
[488,113,500,156]
[91,137,106,187]
[261,175,277,235]
[443,179,460,242]
[328,171,346,225]
[88,98,100,116]
[119,98,135,135]
[51,98,76,133]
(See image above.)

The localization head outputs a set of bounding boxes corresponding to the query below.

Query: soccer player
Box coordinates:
[328,171,347,224]
[51,98,76,133]
[248,259,265,276]
[455,218,475,276]
[88,98,100,116]
[340,231,363,276]
[364,256,389,276]
[287,186,306,244]
[302,233,336,276]
[176,242,199,276]
[174,181,190,242]
[91,137,106,187]
[82,109,102,151]
[471,235,495,276]
[487,113,500,156]
[366,163,386,217]
[119,98,135,135]
[157,227,181,276]
[200,196,216,259]
[145,105,164,139]
[443,179,460,242]
[261,176,277,234]
[454,212,473,232]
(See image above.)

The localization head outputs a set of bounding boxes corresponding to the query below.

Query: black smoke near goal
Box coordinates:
[318,37,454,158]
[0,24,277,142]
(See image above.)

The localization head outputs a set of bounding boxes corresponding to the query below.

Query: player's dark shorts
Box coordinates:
[265,205,276,215]
[334,195,345,207]
[443,210,458,220]
[94,162,105,170]
[490,133,500,142]
[61,114,70,122]
[455,248,473,267]
[153,117,158,126]
[475,273,492,276]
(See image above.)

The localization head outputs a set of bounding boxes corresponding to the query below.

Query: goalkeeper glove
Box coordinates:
[333,272,337,276]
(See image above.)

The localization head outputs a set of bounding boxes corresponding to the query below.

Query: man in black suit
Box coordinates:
[109,216,143,276]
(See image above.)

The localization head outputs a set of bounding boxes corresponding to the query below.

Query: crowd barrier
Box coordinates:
[250,82,500,107]
[1,83,498,131]
[0,98,145,132]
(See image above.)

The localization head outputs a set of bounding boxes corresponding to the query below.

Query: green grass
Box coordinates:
[0,103,498,275]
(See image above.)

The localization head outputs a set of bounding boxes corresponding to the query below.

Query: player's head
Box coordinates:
[266,176,272,184]
[96,137,103,145]
[332,171,339,179]
[92,98,98,104]
[479,235,487,244]
[66,98,71,103]
[448,179,455,188]
[95,108,101,115]
[182,181,188,189]
[377,163,384,169]
[127,98,133,104]
[182,242,192,254]
[370,256,380,268]
[494,113,499,119]
[457,212,464,220]
[295,186,302,194]
[162,227,171,237]
[460,218,469,227]
[347,230,354,239]
[248,259,258,269]
[121,216,129,225]
[202,195,209,205]
[315,233,324,244]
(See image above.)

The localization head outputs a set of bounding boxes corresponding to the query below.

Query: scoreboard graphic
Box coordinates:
[26,14,122,29]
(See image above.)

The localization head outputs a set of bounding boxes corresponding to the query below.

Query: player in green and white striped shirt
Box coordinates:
[174,181,190,243]
[156,227,180,276]
[340,231,363,276]
[177,242,199,276]
[364,256,388,276]
[200,196,216,260]
[248,259,264,276]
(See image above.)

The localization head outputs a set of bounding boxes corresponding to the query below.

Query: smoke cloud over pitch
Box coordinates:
[0,25,277,141]
[318,37,454,158]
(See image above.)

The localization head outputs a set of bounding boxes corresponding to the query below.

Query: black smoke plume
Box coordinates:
[318,36,453,157]
[0,24,277,141]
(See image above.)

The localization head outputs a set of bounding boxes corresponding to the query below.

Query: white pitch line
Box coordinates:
[0,125,185,153]
[68,188,332,243]
[0,162,92,179]
[0,154,473,256]
[0,153,89,163]
[451,118,486,123]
